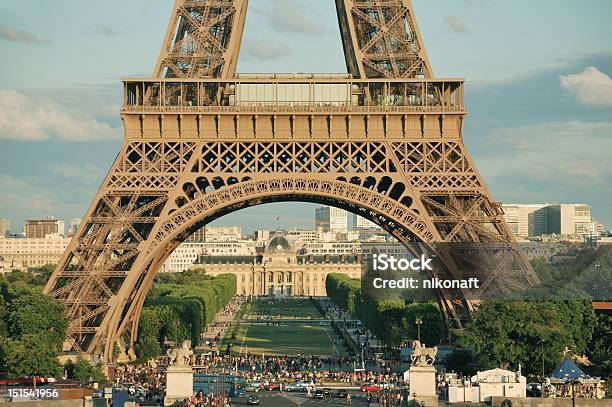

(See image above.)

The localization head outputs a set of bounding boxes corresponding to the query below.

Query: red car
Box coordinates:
[266,383,281,391]
[360,383,382,392]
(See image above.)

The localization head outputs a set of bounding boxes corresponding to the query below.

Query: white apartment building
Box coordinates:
[0,235,71,270]
[502,204,547,237]
[315,206,348,233]
[549,204,597,236]
[201,241,256,256]
[160,243,205,273]
[502,203,599,238]
[160,240,256,273]
[300,241,410,257]
[205,226,242,242]
[353,213,380,230]
[287,229,320,244]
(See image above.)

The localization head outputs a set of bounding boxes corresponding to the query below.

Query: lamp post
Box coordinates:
[569,379,581,407]
[540,339,545,377]
[415,317,423,342]
[540,339,545,398]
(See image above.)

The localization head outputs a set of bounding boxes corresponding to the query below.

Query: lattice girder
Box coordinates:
[44,0,539,363]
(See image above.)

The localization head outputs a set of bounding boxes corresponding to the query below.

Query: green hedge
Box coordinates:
[326,273,445,347]
[135,272,236,360]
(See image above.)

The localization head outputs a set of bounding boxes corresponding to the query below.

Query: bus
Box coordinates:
[193,374,246,397]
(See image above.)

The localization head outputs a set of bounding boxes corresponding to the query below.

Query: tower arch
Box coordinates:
[44,0,540,363]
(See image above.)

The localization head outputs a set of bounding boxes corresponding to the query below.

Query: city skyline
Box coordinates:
[1,0,611,232]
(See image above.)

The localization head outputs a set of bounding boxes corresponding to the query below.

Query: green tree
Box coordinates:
[7,293,67,350]
[30,264,57,286]
[134,308,163,361]
[3,334,63,378]
[403,302,446,346]
[72,358,108,385]
[585,312,612,378]
[134,273,237,359]
[459,300,589,375]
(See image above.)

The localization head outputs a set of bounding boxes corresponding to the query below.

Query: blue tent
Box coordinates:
[550,358,590,381]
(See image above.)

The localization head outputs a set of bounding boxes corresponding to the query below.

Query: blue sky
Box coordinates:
[0,0,611,233]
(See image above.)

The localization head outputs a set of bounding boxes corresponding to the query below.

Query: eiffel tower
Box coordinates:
[44,0,540,363]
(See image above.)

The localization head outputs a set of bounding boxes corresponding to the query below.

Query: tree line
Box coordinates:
[134,270,236,360]
[325,273,445,348]
[327,246,611,378]
[0,266,237,379]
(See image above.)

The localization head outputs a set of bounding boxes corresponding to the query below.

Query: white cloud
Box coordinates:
[50,164,102,184]
[0,90,121,142]
[479,121,612,183]
[0,26,41,43]
[253,0,329,36]
[560,66,612,107]
[0,174,99,230]
[244,38,293,61]
[444,15,469,34]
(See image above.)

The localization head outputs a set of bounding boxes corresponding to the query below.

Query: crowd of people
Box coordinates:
[106,297,416,406]
[179,390,231,407]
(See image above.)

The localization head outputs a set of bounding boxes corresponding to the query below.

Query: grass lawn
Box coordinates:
[231,322,345,357]
[245,298,323,319]
[230,298,345,356]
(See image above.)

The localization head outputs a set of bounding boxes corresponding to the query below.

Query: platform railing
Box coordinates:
[122,77,465,113]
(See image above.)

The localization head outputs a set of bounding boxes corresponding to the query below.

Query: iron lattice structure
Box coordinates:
[45,0,539,362]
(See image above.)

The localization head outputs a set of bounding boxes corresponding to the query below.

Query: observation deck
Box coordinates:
[121,74,466,140]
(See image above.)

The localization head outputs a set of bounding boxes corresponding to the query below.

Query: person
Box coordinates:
[346,393,352,405]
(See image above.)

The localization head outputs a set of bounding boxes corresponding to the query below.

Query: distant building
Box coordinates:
[501,204,547,237]
[204,226,242,241]
[186,227,206,243]
[287,229,320,243]
[315,206,348,233]
[300,241,410,259]
[185,226,242,243]
[502,203,599,238]
[160,241,257,273]
[201,241,256,256]
[24,217,65,238]
[353,213,380,230]
[195,234,361,297]
[254,230,270,241]
[160,243,204,274]
[0,218,10,236]
[67,219,81,237]
[0,235,71,269]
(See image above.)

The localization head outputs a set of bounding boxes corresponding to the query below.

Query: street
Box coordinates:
[232,391,370,406]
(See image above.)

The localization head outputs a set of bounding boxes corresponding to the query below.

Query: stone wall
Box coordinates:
[490,396,610,406]
[4,399,90,407]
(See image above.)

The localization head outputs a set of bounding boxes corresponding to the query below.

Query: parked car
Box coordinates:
[285,381,311,392]
[360,383,382,392]
[284,383,306,392]
[245,382,263,392]
[336,389,349,398]
[246,395,260,405]
[313,390,327,399]
[322,388,332,398]
[266,382,281,391]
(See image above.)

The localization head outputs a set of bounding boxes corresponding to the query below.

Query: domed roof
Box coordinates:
[266,234,293,253]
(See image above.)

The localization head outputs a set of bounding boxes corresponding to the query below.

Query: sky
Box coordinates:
[0,0,611,233]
